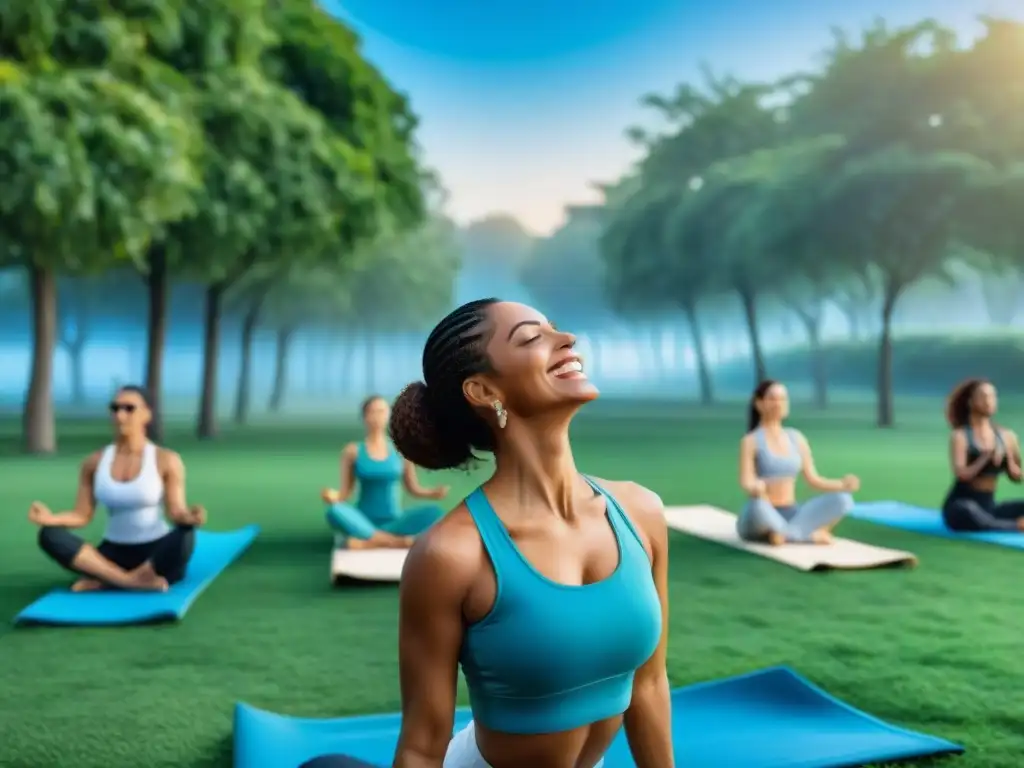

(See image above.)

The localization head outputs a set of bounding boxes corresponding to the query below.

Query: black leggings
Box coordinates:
[38,525,196,584]
[942,488,1024,532]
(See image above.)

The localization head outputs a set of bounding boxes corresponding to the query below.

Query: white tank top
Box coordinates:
[93,442,171,544]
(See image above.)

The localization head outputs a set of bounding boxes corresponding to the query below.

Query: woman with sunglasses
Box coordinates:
[29,385,204,592]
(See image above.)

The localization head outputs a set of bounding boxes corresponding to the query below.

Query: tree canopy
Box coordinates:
[598,17,1022,425]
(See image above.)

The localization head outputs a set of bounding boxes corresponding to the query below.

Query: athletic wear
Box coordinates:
[459,477,661,735]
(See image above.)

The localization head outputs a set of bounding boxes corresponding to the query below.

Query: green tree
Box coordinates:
[520,205,613,374]
[347,218,461,392]
[0,62,197,452]
[600,184,717,403]
[712,135,848,406]
[610,74,785,385]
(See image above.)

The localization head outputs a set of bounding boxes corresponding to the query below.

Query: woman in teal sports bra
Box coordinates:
[386,300,671,768]
[321,395,449,550]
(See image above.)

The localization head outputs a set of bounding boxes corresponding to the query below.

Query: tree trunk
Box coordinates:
[681,300,714,405]
[876,288,900,428]
[305,334,316,395]
[144,246,169,442]
[268,326,294,412]
[839,302,860,341]
[339,335,356,394]
[799,311,827,409]
[233,300,264,425]
[364,329,376,393]
[737,287,767,384]
[23,263,58,454]
[67,343,86,405]
[197,283,225,439]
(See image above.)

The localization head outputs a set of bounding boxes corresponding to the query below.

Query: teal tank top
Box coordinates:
[459,478,662,735]
[353,443,403,525]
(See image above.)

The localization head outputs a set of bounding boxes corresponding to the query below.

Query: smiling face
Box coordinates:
[362,397,390,432]
[756,382,790,423]
[466,301,598,420]
[970,382,998,417]
[109,388,151,439]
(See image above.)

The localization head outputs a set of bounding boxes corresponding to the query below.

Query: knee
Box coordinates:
[824,491,854,514]
[37,526,79,566]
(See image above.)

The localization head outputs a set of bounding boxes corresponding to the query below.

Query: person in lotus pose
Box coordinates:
[386,299,672,768]
[321,395,449,550]
[736,380,858,545]
[31,385,205,592]
[942,378,1024,531]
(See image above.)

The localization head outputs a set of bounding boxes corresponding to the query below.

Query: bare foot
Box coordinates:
[322,488,340,504]
[347,537,372,550]
[71,578,104,593]
[125,563,169,592]
[810,529,834,545]
[1017,518,1024,532]
[767,532,787,547]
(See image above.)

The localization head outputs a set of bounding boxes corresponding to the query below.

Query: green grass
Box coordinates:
[1,398,1023,767]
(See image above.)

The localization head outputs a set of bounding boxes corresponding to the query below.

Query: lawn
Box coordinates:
[1,397,1022,767]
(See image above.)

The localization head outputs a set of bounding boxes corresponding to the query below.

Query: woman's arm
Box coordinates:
[1002,429,1022,482]
[796,432,855,492]
[738,435,765,497]
[402,460,448,500]
[393,521,471,768]
[323,444,359,503]
[620,483,674,768]
[162,451,206,525]
[950,430,991,482]
[31,453,101,528]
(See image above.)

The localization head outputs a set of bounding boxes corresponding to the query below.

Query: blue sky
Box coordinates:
[327,0,1021,235]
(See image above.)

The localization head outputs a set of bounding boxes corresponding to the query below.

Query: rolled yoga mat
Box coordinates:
[14,525,260,627]
[330,547,407,585]
[851,500,1024,549]
[233,666,962,767]
[664,505,917,571]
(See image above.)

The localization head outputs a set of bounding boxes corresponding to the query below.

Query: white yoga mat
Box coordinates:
[664,505,918,572]
[330,547,408,584]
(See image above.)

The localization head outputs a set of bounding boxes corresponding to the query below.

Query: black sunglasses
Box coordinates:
[109,402,137,414]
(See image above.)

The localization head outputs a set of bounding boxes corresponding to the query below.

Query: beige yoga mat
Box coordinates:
[330,547,407,584]
[664,505,918,571]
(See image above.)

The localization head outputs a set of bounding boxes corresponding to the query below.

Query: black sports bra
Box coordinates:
[965,426,1007,477]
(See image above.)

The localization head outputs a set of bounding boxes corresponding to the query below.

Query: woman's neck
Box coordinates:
[760,419,783,431]
[969,415,990,430]
[492,415,581,520]
[365,429,387,445]
[115,434,147,452]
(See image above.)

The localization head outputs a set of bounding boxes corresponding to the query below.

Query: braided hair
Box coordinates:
[389,298,500,470]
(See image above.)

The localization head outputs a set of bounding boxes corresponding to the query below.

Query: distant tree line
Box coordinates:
[519,18,1024,426]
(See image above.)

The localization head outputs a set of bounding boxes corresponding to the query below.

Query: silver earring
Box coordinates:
[492,400,507,429]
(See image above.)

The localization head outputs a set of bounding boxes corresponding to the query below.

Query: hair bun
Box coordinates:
[390,382,473,471]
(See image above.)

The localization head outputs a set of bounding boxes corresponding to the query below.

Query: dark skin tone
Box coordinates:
[320,397,450,549]
[27,389,206,591]
[949,384,1024,530]
[393,302,673,768]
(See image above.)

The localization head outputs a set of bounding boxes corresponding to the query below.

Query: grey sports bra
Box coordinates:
[753,427,803,479]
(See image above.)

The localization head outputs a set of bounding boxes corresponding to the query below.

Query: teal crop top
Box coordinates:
[353,443,404,526]
[459,478,662,735]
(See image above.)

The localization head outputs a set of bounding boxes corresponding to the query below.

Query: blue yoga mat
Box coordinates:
[851,501,1024,549]
[14,525,260,627]
[233,666,962,768]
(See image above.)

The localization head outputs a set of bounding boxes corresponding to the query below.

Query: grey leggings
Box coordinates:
[737,492,853,543]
